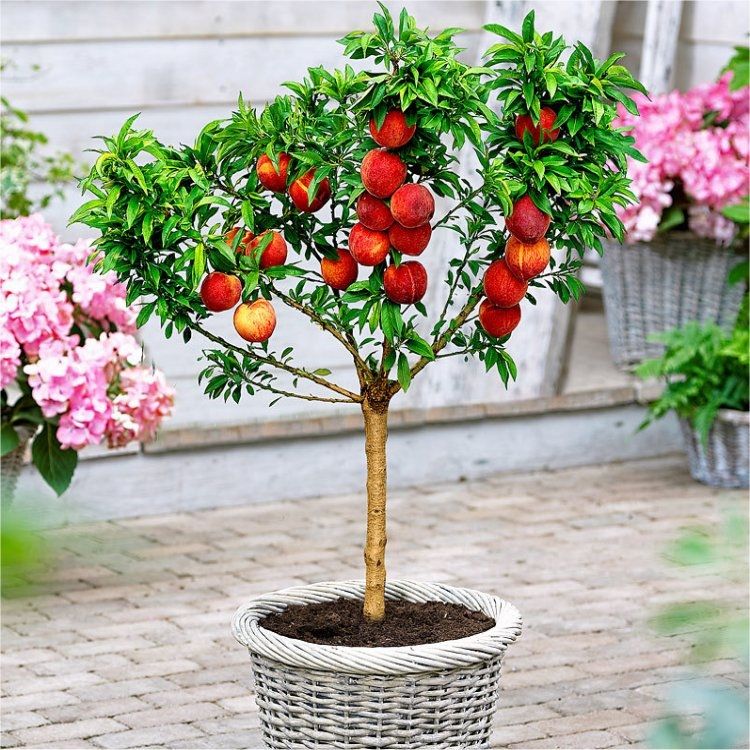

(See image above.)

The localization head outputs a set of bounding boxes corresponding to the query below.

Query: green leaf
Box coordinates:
[521,11,535,43]
[31,423,78,497]
[397,352,411,391]
[192,243,206,289]
[1,423,20,457]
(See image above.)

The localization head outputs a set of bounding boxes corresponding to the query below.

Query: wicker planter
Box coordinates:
[232,580,522,749]
[600,234,744,369]
[680,409,749,489]
[0,425,35,506]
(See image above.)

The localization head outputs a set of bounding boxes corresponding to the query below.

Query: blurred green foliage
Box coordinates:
[649,513,749,749]
[1,62,78,219]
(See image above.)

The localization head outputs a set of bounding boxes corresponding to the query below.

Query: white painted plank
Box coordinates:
[640,0,684,95]
[1,1,485,43]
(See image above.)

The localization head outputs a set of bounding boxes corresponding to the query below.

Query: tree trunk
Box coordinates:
[362,396,389,622]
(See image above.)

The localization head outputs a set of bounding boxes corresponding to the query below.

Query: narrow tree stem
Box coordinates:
[362,395,389,622]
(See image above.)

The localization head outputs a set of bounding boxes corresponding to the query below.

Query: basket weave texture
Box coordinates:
[680,409,749,489]
[1,425,36,506]
[233,580,522,749]
[600,234,744,369]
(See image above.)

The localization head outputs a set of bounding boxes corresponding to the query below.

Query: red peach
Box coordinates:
[256,152,291,192]
[505,235,550,280]
[356,192,394,231]
[243,231,288,269]
[348,223,390,266]
[225,227,253,251]
[383,261,428,305]
[479,300,521,338]
[505,195,551,244]
[200,272,242,312]
[288,169,331,213]
[388,222,432,256]
[233,299,276,343]
[514,107,560,145]
[483,259,528,308]
[360,149,407,199]
[321,248,358,291]
[390,183,435,228]
[369,110,416,149]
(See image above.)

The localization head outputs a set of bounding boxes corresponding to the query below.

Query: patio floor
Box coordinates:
[1,455,747,749]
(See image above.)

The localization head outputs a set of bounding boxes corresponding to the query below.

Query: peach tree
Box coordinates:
[74,7,645,622]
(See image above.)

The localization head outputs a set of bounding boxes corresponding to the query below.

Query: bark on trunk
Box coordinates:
[362,397,389,622]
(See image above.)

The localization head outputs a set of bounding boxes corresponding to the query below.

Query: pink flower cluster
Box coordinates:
[615,73,749,243]
[1,215,174,450]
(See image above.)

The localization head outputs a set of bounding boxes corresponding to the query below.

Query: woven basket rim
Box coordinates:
[716,408,750,425]
[605,231,740,250]
[232,579,522,676]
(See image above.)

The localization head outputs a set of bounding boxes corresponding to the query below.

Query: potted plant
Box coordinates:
[600,56,749,369]
[636,312,749,489]
[0,215,174,503]
[73,7,645,747]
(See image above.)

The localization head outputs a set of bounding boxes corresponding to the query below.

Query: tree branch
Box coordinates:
[190,320,362,401]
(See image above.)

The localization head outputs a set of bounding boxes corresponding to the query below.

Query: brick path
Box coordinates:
[1,455,747,749]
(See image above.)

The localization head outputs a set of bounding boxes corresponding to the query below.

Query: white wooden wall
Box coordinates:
[2,0,747,431]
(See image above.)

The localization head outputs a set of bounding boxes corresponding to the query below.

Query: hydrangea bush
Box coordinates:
[615,72,749,243]
[0,215,174,495]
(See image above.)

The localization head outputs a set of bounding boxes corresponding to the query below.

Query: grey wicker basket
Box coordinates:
[233,580,522,749]
[680,409,749,489]
[1,425,36,506]
[600,234,744,370]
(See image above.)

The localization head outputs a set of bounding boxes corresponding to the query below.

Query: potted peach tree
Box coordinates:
[73,7,644,748]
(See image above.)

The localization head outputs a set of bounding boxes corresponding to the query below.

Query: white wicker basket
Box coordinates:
[232,580,522,749]
[600,235,744,370]
[680,409,749,489]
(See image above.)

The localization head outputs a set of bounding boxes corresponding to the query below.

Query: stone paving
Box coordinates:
[1,455,747,749]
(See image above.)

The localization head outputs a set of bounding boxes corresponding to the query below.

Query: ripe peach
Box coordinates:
[233,299,276,343]
[256,152,291,192]
[321,248,358,291]
[483,259,528,308]
[505,235,550,280]
[514,107,560,145]
[383,261,428,305]
[360,149,407,199]
[505,195,551,244]
[289,169,331,213]
[390,183,435,228]
[200,272,242,312]
[388,222,432,256]
[356,192,393,231]
[348,223,390,266]
[369,110,416,149]
[225,227,253,251]
[479,300,521,338]
[243,231,288,269]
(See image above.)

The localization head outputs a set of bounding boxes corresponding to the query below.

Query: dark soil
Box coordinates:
[259,598,495,648]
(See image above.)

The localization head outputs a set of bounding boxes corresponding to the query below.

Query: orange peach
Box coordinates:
[388,222,432,256]
[289,169,331,213]
[505,235,550,280]
[225,227,253,251]
[199,272,242,312]
[356,192,393,231]
[243,231,288,270]
[233,299,276,343]
[383,261,428,305]
[483,259,528,308]
[348,223,390,266]
[256,152,291,192]
[479,300,521,338]
[514,107,560,145]
[390,183,434,228]
[360,149,407,199]
[369,110,416,149]
[505,195,551,244]
[321,248,358,291]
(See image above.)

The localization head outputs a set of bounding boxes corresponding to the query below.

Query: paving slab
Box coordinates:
[1,456,747,749]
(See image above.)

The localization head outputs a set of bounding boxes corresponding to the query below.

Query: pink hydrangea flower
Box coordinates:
[2,215,173,452]
[615,72,749,244]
